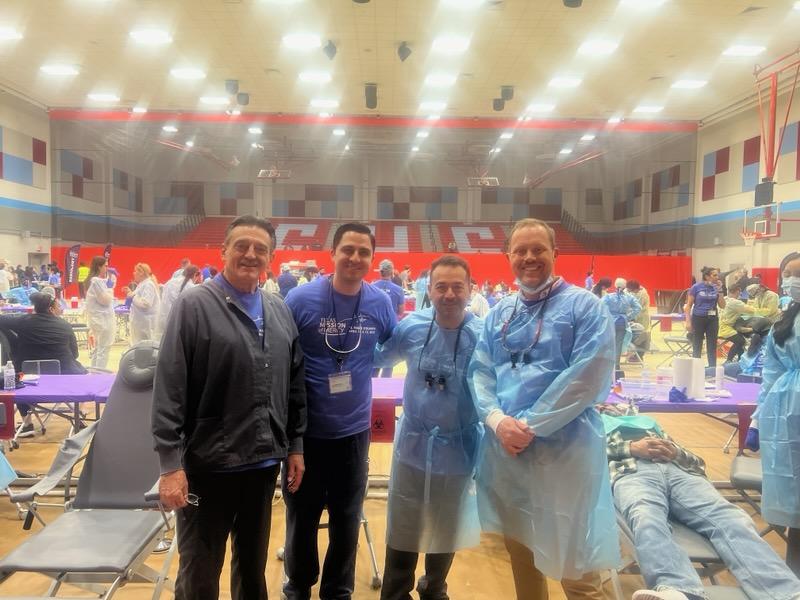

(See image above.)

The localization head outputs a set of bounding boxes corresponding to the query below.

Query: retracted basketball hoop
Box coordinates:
[467,176,499,187]
[257,168,292,180]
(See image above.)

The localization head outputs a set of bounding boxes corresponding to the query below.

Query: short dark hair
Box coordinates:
[700,266,718,281]
[332,222,375,251]
[626,279,641,291]
[429,255,471,284]
[224,215,276,250]
[31,292,56,314]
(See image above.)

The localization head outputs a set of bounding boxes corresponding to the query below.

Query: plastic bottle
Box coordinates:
[715,365,724,390]
[3,361,15,391]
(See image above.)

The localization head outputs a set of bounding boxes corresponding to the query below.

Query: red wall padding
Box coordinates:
[51,246,691,300]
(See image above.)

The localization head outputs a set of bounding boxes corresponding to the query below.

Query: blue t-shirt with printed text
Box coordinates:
[689,282,719,316]
[285,276,397,439]
[373,278,405,316]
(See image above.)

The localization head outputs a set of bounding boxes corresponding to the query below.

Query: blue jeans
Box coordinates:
[614,461,800,600]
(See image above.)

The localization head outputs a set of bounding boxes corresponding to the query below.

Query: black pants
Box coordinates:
[174,464,280,600]
[380,546,454,600]
[690,314,719,367]
[283,429,370,600]
[724,333,747,362]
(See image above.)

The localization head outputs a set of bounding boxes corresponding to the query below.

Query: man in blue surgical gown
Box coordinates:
[375,255,482,600]
[468,218,619,600]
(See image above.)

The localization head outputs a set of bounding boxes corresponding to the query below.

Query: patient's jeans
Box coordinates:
[614,461,800,599]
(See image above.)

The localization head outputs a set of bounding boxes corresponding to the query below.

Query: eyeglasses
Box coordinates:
[231,241,271,256]
[186,493,200,506]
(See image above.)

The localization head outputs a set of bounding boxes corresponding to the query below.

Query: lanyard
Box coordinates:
[500,280,557,369]
[417,313,466,381]
[325,276,363,370]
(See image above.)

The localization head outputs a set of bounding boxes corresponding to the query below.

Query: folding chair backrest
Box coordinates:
[72,342,160,510]
[21,359,61,375]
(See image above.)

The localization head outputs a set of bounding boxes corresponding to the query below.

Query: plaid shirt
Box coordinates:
[607,428,706,486]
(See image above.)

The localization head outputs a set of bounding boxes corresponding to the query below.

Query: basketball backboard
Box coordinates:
[743,202,781,239]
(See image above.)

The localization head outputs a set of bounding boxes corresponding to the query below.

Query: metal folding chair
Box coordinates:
[729,453,788,542]
[10,360,63,447]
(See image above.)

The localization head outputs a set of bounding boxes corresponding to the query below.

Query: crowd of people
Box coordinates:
[2,217,799,600]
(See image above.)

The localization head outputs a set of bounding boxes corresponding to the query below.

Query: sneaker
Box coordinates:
[632,590,690,600]
[18,423,34,434]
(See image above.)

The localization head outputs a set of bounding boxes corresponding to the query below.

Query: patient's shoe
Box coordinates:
[632,590,690,600]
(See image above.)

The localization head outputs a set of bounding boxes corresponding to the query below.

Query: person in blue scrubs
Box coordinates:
[468,218,618,599]
[283,223,397,600]
[602,278,641,371]
[685,266,725,367]
[374,255,482,600]
[759,256,800,577]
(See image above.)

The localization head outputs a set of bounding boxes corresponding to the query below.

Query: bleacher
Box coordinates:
[179,217,588,253]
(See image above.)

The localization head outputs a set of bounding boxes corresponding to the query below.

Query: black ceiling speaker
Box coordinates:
[493,98,505,111]
[365,83,378,109]
[564,0,582,6]
[501,85,514,101]
[397,42,412,62]
[225,79,239,95]
[236,92,250,106]
[754,178,775,206]
[323,40,337,60]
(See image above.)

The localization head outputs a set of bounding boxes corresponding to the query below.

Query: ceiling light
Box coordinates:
[299,71,332,83]
[580,133,596,141]
[87,93,120,102]
[500,132,514,140]
[417,131,430,138]
[608,115,622,124]
[560,148,573,155]
[795,1,800,9]
[633,105,664,113]
[432,35,470,55]
[132,106,148,114]
[578,39,618,56]
[549,76,582,88]
[441,0,484,8]
[344,144,350,151]
[333,128,346,136]
[723,44,766,57]
[671,79,707,89]
[420,100,447,112]
[170,67,206,80]
[490,147,501,154]
[526,103,556,113]
[162,125,178,133]
[427,114,441,121]
[397,42,412,62]
[230,109,241,116]
[129,28,172,45]
[185,140,194,147]
[319,112,331,118]
[40,64,79,75]
[411,146,420,152]
[251,142,260,148]
[282,33,322,50]
[619,0,666,7]
[200,96,230,105]
[0,27,23,41]
[248,126,263,134]
[311,98,339,108]
[424,73,458,87]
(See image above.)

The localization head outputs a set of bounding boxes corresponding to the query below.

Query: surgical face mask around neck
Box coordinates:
[517,275,555,297]
[787,276,800,302]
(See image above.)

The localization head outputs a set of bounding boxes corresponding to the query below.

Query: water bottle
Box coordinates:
[715,365,724,390]
[3,361,15,391]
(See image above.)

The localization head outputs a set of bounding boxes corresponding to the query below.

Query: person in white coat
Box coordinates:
[85,256,116,368]
[158,265,200,335]
[128,263,160,345]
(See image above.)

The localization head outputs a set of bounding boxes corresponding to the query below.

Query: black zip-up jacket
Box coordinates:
[151,279,306,475]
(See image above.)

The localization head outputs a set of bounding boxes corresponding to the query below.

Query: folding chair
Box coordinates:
[658,335,693,367]
[615,510,747,597]
[11,360,63,446]
[0,342,176,600]
[729,453,788,542]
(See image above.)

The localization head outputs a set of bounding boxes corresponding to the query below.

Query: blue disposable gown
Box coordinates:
[468,283,620,580]
[602,290,641,353]
[374,309,483,553]
[758,313,800,528]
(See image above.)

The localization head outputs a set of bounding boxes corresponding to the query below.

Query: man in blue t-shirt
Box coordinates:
[283,223,397,600]
[372,259,405,377]
[278,264,298,298]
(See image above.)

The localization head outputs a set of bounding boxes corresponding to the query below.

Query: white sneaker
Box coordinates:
[632,590,690,600]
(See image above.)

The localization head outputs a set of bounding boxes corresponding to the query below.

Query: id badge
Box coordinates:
[707,310,716,316]
[328,371,353,395]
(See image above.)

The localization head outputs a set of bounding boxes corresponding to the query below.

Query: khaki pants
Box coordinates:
[504,536,607,600]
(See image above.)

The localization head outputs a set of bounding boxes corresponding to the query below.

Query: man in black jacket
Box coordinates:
[151,215,307,600]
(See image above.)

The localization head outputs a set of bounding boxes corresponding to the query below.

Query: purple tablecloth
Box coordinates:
[6,373,116,404]
[372,377,404,405]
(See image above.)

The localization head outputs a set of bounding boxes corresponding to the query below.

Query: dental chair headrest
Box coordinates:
[118,341,159,390]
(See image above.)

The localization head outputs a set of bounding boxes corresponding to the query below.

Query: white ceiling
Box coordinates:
[0,0,798,122]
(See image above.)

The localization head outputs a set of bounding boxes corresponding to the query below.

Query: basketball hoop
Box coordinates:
[740,231,759,247]
[467,176,499,187]
[257,168,292,180]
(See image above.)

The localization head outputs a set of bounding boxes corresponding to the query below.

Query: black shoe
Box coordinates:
[18,423,34,433]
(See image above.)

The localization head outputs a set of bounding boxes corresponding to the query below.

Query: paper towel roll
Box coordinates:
[673,357,706,399]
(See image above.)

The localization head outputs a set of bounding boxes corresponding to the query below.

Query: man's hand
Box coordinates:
[496,417,535,457]
[159,469,189,510]
[285,454,305,493]
[630,438,677,463]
